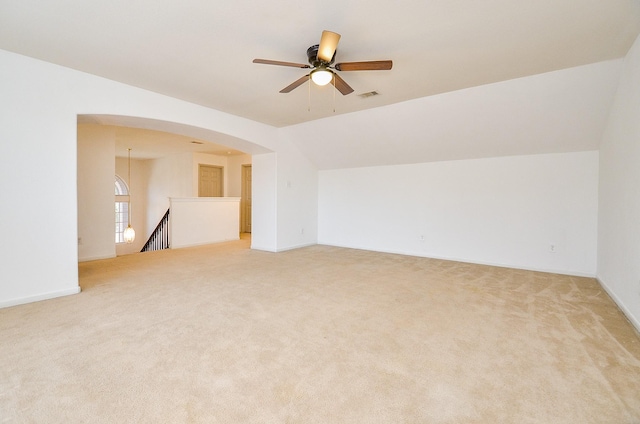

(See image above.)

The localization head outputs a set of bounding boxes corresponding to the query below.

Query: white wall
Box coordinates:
[146,153,193,237]
[170,198,240,249]
[251,153,277,251]
[0,42,631,309]
[77,124,116,261]
[1,52,81,307]
[0,49,277,307]
[151,152,251,239]
[598,34,640,331]
[245,138,319,252]
[274,136,319,251]
[319,151,599,276]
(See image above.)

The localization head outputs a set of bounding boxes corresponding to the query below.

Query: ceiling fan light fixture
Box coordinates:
[310,68,333,86]
[253,30,391,96]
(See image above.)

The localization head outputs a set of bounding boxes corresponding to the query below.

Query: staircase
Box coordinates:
[141,209,170,252]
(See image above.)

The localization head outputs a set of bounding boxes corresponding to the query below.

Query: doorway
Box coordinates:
[198,165,223,197]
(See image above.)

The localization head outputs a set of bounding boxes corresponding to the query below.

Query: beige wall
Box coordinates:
[227,154,252,197]
[79,126,251,258]
[77,124,116,261]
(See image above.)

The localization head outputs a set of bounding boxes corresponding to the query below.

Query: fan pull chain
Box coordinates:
[333,73,336,113]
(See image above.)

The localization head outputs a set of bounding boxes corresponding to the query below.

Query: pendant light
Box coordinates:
[123,148,136,243]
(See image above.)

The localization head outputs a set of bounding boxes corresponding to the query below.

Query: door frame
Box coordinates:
[241,164,252,233]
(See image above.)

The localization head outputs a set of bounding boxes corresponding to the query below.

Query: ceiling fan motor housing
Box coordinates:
[307,44,335,67]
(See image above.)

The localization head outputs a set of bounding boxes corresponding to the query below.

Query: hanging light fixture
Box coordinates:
[310,66,333,86]
[123,148,136,244]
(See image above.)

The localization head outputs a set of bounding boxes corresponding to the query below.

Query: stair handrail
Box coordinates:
[141,208,170,252]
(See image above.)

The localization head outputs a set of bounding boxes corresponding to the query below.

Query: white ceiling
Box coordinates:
[2,1,640,161]
[78,119,246,159]
[2,1,639,127]
[111,126,245,159]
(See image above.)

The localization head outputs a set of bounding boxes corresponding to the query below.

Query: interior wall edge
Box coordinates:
[597,276,640,334]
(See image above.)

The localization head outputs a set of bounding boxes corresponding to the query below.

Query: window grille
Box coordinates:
[115,175,130,243]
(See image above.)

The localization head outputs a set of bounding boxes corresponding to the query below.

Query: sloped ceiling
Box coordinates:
[1,1,639,166]
[286,60,623,169]
[1,0,639,128]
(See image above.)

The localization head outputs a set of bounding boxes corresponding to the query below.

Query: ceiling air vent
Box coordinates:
[358,91,380,98]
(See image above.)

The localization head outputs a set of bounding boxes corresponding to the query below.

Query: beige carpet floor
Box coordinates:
[1,237,640,423]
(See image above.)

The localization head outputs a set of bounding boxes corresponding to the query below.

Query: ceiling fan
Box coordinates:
[253,30,392,95]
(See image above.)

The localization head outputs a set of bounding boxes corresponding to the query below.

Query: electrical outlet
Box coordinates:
[419,235,425,242]
[549,244,556,253]
[78,237,82,245]
[301,228,304,235]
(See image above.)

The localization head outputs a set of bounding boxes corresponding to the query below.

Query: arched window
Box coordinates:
[115,175,130,243]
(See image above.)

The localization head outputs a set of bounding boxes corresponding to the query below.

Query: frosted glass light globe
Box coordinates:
[311,68,333,86]
[123,225,136,243]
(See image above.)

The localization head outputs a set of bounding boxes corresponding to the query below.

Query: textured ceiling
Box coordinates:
[2,0,640,128]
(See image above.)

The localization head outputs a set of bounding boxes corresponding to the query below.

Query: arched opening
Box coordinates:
[77,115,272,260]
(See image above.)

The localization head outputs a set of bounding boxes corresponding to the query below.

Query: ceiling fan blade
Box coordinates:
[335,60,393,71]
[280,75,310,93]
[317,30,341,63]
[331,73,354,95]
[253,59,311,68]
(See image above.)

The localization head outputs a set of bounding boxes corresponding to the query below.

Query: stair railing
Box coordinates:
[141,208,170,252]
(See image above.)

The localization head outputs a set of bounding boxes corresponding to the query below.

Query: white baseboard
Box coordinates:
[251,242,316,253]
[317,242,596,278]
[597,276,640,334]
[0,286,81,309]
[274,242,316,252]
[171,237,241,250]
[78,253,116,262]
[250,244,277,252]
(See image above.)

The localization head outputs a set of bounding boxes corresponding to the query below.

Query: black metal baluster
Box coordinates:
[141,209,170,252]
